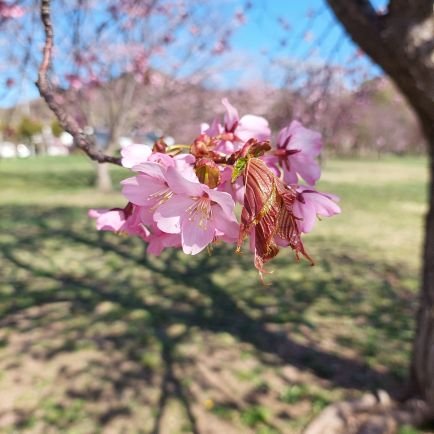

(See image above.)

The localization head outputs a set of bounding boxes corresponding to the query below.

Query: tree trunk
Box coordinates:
[94,138,119,192]
[325,0,434,416]
[410,119,434,410]
[95,163,112,192]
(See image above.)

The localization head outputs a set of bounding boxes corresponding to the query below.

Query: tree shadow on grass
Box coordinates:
[0,205,418,433]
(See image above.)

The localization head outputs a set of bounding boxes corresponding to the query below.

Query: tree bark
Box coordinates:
[94,137,120,192]
[95,163,112,192]
[411,119,434,409]
[325,0,434,414]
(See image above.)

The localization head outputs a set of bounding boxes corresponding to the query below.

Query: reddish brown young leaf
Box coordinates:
[276,183,314,264]
[236,155,312,277]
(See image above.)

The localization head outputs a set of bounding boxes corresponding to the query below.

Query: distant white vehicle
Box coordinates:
[0,142,17,158]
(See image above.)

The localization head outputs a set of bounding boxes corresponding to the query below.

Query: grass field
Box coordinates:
[0,155,431,434]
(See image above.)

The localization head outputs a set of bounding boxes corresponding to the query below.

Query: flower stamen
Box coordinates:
[150,188,173,210]
[186,197,212,229]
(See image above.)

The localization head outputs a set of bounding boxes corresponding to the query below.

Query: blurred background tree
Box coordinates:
[17,116,42,143]
[50,119,63,138]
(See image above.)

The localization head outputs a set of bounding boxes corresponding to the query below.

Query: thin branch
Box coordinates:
[35,0,121,165]
[327,0,383,36]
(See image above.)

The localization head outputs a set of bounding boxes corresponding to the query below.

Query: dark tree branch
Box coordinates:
[353,0,380,20]
[388,0,433,18]
[326,0,434,131]
[36,0,121,165]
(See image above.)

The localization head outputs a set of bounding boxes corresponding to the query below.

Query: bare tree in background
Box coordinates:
[5,0,244,190]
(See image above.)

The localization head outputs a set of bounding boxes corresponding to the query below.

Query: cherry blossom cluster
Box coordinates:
[90,99,340,277]
[0,1,24,19]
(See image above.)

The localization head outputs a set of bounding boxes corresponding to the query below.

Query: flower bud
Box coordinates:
[195,158,221,189]
[152,138,167,153]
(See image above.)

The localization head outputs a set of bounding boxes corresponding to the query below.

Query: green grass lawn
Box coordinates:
[0,155,431,434]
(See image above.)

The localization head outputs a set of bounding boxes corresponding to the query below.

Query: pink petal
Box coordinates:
[165,166,204,196]
[174,154,197,182]
[294,187,341,233]
[222,98,239,131]
[303,190,341,216]
[121,144,152,168]
[89,208,125,232]
[212,205,239,242]
[121,175,166,206]
[282,167,299,185]
[237,114,270,142]
[147,231,181,255]
[138,206,155,226]
[261,155,281,177]
[277,124,292,149]
[293,199,317,233]
[124,205,151,239]
[291,154,321,186]
[148,152,175,168]
[200,122,210,133]
[215,140,238,155]
[154,195,194,234]
[202,118,222,136]
[217,167,245,204]
[181,214,215,255]
[207,188,236,220]
[174,154,195,166]
[286,120,322,156]
[130,161,166,180]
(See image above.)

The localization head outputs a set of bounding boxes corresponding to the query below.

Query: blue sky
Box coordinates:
[0,0,387,108]
[214,0,386,88]
[234,0,386,61]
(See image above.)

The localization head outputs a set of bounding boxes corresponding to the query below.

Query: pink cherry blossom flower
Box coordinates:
[121,162,173,209]
[0,1,24,19]
[87,99,341,276]
[201,118,222,137]
[88,203,150,240]
[154,166,238,255]
[267,120,323,186]
[222,98,239,132]
[202,99,270,155]
[222,98,270,143]
[89,203,183,255]
[89,208,125,232]
[122,153,197,207]
[129,148,196,179]
[122,142,196,172]
[293,186,341,233]
[65,74,83,90]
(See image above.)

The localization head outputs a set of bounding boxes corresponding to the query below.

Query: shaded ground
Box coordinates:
[0,156,432,433]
